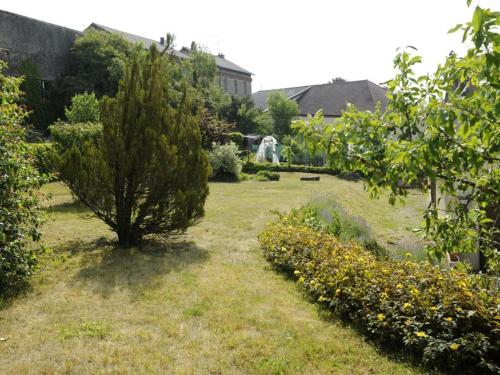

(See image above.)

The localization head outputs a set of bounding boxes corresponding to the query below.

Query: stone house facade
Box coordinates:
[88,24,253,97]
[0,10,252,96]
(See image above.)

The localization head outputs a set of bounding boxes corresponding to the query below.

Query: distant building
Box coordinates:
[0,9,80,83]
[0,9,252,96]
[252,80,388,121]
[87,24,253,97]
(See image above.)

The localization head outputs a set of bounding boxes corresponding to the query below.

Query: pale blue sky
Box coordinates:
[2,0,496,92]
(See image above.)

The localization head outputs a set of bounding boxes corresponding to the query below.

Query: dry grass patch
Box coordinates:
[0,174,428,374]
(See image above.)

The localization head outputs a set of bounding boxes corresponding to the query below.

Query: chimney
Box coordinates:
[218,53,225,59]
[160,37,165,46]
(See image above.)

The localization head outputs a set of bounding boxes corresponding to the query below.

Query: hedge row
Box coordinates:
[259,219,500,374]
[243,161,339,175]
[255,170,280,181]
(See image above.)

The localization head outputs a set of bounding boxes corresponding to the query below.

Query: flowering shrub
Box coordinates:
[259,217,500,373]
[282,203,389,259]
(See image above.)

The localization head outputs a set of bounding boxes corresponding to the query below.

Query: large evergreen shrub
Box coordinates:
[57,46,209,246]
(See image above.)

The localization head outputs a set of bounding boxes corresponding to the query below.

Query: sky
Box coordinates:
[1,0,497,92]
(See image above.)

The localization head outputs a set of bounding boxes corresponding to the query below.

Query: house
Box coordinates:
[0,9,252,96]
[252,80,388,121]
[87,23,253,97]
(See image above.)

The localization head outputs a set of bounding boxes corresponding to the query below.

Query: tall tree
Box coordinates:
[267,92,299,139]
[57,45,210,246]
[219,95,261,134]
[294,2,500,272]
[62,29,133,98]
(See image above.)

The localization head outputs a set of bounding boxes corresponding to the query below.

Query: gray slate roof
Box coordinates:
[88,23,188,59]
[89,24,251,75]
[214,54,252,75]
[252,80,387,117]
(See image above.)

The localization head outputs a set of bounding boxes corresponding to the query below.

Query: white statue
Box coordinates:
[256,136,280,164]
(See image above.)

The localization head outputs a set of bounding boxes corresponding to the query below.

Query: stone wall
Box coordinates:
[0,10,80,81]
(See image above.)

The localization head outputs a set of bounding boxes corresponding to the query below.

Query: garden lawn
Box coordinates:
[0,173,428,374]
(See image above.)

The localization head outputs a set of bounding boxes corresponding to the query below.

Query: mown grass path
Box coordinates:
[0,173,427,374]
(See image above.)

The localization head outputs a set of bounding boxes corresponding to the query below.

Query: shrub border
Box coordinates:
[259,222,500,374]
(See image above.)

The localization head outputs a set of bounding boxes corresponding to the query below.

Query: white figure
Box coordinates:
[256,136,280,164]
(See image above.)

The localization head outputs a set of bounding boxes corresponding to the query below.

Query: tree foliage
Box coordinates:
[293,2,500,271]
[0,62,45,293]
[199,109,235,150]
[56,46,209,246]
[329,77,347,83]
[18,59,50,133]
[219,95,261,134]
[267,92,299,139]
[64,92,100,123]
[63,29,133,98]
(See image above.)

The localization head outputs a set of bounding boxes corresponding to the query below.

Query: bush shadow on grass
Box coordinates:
[68,237,210,300]
[312,304,443,374]
[262,264,439,374]
[44,200,91,215]
[277,269,439,374]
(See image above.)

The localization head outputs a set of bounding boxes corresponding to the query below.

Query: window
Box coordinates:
[41,80,52,98]
[243,81,247,95]
[234,79,238,94]
[223,77,227,90]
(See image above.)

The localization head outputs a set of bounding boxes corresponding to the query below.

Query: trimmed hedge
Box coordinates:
[49,122,103,152]
[243,161,339,175]
[256,170,280,181]
[259,218,500,374]
[243,161,363,182]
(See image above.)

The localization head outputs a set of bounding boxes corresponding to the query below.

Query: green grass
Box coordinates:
[0,173,428,374]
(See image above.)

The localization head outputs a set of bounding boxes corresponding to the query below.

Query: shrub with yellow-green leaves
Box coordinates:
[259,218,500,374]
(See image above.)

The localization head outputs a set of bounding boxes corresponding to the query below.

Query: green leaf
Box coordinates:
[448,24,462,34]
[472,6,483,32]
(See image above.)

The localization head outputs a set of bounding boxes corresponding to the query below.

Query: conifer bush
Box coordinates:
[57,45,209,246]
[259,215,500,373]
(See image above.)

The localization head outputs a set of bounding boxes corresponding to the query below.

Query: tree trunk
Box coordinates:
[116,202,139,246]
